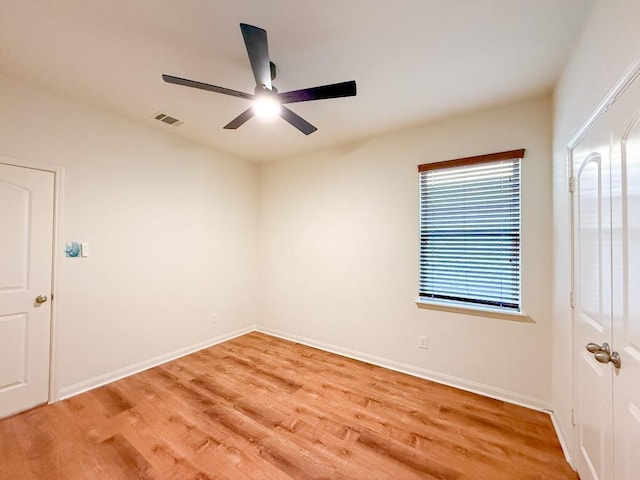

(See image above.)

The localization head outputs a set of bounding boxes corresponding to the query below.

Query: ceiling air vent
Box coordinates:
[152,112,183,127]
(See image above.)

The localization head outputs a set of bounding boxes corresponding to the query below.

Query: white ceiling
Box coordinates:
[0,0,590,162]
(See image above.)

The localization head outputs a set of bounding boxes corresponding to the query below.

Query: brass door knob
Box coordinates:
[35,295,48,304]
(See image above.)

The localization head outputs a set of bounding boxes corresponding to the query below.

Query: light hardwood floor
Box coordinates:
[0,331,578,479]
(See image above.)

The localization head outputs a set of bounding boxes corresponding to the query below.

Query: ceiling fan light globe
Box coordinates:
[253,96,282,119]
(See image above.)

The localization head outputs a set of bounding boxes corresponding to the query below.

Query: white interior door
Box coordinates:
[0,163,54,418]
[572,65,640,480]
[572,122,614,480]
[611,79,640,480]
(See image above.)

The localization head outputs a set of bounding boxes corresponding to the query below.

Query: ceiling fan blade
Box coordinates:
[280,106,317,135]
[240,23,272,90]
[278,80,357,104]
[163,74,253,100]
[223,108,255,130]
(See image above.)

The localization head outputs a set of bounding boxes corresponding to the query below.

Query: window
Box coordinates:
[418,149,524,312]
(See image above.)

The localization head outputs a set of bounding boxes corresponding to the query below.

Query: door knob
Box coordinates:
[586,342,610,355]
[594,350,622,369]
[35,295,48,304]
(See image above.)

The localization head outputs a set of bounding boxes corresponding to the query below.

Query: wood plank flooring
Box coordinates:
[0,332,578,479]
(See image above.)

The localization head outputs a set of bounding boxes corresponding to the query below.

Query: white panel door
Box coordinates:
[611,79,640,480]
[573,65,640,480]
[0,163,54,418]
[573,127,614,480]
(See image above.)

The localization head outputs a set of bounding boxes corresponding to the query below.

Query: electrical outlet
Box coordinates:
[210,313,218,325]
[419,336,428,349]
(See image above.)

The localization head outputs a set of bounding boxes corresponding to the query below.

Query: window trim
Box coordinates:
[417,149,525,172]
[417,149,525,315]
[414,297,532,322]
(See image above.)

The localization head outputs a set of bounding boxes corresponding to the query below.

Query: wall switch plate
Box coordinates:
[419,336,428,349]
[81,243,89,257]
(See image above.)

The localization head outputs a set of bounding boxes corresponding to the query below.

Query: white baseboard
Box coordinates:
[549,411,574,467]
[255,325,551,412]
[57,324,551,414]
[57,325,255,400]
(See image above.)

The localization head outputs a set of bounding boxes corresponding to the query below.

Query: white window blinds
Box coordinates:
[418,149,524,311]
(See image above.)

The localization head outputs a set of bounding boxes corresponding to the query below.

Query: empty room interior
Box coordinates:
[1,1,639,479]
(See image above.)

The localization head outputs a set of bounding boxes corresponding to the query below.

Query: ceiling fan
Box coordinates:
[162,23,357,135]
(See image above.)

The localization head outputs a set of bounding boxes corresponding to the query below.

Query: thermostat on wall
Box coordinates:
[65,242,80,257]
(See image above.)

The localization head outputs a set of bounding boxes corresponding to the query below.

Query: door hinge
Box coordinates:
[571,409,576,426]
[570,291,575,309]
[569,176,576,193]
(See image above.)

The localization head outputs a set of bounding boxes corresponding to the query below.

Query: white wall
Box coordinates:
[258,96,554,407]
[552,0,640,457]
[0,75,258,398]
